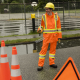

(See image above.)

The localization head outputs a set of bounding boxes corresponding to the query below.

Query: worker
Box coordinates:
[37,2,62,71]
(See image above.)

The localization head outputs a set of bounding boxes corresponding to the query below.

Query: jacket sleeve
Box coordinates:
[38,15,45,30]
[57,16,62,39]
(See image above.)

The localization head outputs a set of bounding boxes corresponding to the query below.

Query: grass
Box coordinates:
[62,28,80,32]
[62,33,80,38]
[0,30,39,38]
[0,37,41,45]
[0,29,80,38]
[0,33,80,45]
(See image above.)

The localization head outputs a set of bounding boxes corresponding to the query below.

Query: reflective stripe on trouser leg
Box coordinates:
[38,41,49,67]
[49,42,57,65]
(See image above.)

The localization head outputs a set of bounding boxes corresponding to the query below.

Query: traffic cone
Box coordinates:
[11,47,22,80]
[0,65,1,79]
[0,57,1,79]
[0,54,1,78]
[0,40,11,80]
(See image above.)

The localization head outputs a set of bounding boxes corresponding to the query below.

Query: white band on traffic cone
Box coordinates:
[11,69,21,77]
[1,57,8,63]
[11,55,19,65]
[1,47,6,55]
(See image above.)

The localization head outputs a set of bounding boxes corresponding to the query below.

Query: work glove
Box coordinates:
[58,38,61,43]
[54,12,58,15]
[37,28,43,33]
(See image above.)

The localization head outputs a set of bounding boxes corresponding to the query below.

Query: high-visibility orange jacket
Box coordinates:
[39,12,62,43]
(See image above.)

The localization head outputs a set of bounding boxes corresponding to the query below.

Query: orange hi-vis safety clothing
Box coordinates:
[38,41,57,67]
[38,12,62,67]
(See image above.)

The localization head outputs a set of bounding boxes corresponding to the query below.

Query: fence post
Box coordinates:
[68,1,70,16]
[33,42,37,53]
[23,1,27,34]
[63,2,65,29]
[58,2,59,15]
[75,1,76,16]
[31,14,35,32]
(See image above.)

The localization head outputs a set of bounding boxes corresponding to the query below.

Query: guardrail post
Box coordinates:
[33,42,37,53]
[31,14,35,32]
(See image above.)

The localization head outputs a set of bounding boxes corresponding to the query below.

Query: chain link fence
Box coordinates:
[0,2,80,36]
[0,2,80,20]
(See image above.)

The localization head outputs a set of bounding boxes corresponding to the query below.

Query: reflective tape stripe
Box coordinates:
[1,47,6,55]
[42,16,44,21]
[43,32,57,33]
[54,14,58,21]
[43,29,58,33]
[49,54,55,58]
[43,15,46,29]
[54,15,57,29]
[43,15,47,29]
[43,30,57,32]
[39,57,45,59]
[39,54,46,59]
[43,29,61,33]
[44,29,57,30]
[49,56,55,58]
[57,29,61,31]
[1,57,8,63]
[11,55,19,65]
[45,15,47,29]
[11,69,21,77]
[39,54,46,56]
[54,15,58,29]
[57,29,61,33]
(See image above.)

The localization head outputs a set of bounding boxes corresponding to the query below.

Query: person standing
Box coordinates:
[37,2,62,71]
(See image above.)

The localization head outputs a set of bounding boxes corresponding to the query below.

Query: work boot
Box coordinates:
[50,64,57,68]
[37,66,43,71]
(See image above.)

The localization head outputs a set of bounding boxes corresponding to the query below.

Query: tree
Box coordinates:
[3,0,80,3]
[37,0,48,9]
[53,0,80,2]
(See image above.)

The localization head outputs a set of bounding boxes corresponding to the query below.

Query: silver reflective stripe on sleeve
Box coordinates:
[55,15,57,29]
[43,15,47,29]
[57,29,61,32]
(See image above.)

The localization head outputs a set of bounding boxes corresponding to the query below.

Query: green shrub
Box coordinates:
[0,5,4,13]
[9,1,23,13]
[25,5,33,12]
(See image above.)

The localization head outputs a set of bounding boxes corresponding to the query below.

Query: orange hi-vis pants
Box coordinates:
[38,40,57,67]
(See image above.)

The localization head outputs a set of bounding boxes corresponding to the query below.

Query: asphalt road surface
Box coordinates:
[8,46,80,80]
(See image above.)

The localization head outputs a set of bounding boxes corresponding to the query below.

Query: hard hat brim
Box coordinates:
[44,6,55,10]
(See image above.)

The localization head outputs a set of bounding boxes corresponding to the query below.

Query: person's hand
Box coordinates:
[58,38,61,43]
[54,12,58,15]
[37,28,43,33]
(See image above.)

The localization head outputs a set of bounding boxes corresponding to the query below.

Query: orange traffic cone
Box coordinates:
[0,65,1,79]
[11,47,22,80]
[0,55,1,78]
[0,60,1,79]
[0,40,11,80]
